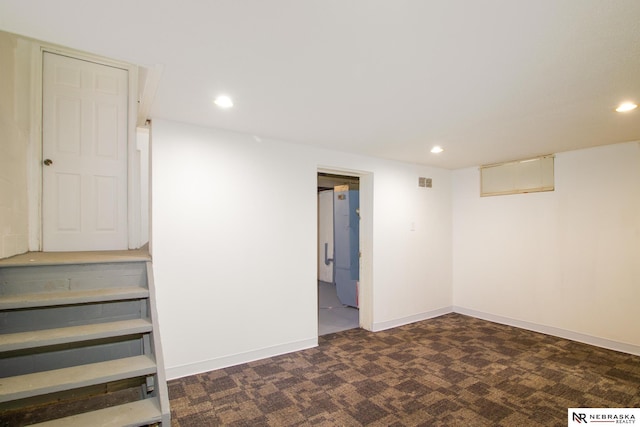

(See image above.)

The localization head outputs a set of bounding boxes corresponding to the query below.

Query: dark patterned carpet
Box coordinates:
[168,313,640,426]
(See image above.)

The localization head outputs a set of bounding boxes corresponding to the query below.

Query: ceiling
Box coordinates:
[1,0,639,169]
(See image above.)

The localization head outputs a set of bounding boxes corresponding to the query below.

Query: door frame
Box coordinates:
[317,167,373,332]
[28,42,142,251]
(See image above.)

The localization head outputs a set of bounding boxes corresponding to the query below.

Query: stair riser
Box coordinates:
[0,335,147,377]
[0,263,147,296]
[0,378,146,413]
[1,300,146,334]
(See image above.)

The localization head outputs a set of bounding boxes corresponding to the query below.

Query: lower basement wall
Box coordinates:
[151,119,453,380]
[452,141,640,355]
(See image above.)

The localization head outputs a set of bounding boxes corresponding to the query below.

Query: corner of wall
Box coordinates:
[0,31,31,260]
[453,306,640,357]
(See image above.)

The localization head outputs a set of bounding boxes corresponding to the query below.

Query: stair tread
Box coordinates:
[27,397,163,427]
[0,355,157,403]
[0,318,153,352]
[0,286,149,310]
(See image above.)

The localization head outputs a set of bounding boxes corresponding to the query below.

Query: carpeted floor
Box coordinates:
[168,313,640,426]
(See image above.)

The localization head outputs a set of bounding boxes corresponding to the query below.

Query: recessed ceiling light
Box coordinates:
[615,102,637,112]
[430,146,444,154]
[214,95,233,109]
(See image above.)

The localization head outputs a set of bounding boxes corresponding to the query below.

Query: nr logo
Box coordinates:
[573,412,588,423]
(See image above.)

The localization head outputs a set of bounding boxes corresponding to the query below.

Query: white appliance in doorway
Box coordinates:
[332,185,359,308]
[318,189,334,283]
[42,52,129,251]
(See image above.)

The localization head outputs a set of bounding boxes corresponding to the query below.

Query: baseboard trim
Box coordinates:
[165,337,318,380]
[453,306,640,357]
[167,308,639,380]
[372,306,453,332]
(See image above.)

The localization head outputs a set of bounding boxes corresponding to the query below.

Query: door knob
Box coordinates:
[43,159,53,166]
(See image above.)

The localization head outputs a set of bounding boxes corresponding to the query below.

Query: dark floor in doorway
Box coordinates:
[318,281,358,336]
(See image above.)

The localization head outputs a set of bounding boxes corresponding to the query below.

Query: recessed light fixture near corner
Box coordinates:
[615,101,637,112]
[430,145,444,154]
[214,95,234,109]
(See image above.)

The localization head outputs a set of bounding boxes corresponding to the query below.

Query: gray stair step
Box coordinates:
[0,355,157,403]
[0,319,153,352]
[27,397,163,427]
[0,287,149,310]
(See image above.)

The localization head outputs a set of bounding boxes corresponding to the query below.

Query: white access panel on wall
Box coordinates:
[42,52,129,251]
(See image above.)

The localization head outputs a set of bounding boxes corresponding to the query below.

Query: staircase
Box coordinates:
[0,253,170,426]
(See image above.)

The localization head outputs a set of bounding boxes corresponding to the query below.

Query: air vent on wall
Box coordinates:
[418,177,432,188]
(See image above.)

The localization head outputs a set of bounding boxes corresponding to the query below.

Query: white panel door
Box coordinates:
[42,52,128,251]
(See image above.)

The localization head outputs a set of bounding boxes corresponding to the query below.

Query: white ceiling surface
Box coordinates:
[1,1,639,169]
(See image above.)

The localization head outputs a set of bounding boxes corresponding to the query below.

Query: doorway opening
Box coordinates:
[317,172,360,335]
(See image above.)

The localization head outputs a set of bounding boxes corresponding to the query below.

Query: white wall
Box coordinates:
[0,32,31,259]
[369,164,453,330]
[152,119,453,379]
[453,141,640,354]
